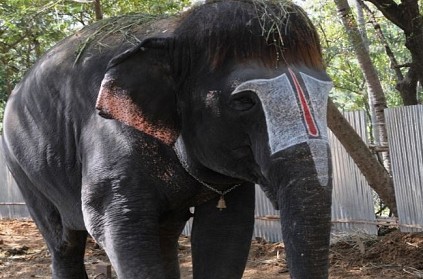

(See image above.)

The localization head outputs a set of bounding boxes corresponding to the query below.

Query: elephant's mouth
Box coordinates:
[229,145,252,158]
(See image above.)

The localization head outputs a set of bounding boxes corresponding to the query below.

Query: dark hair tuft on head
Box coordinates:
[173,0,323,73]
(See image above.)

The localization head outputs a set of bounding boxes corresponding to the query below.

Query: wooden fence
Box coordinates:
[1,106,422,241]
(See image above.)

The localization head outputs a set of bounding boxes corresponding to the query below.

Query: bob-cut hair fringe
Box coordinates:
[174,0,324,73]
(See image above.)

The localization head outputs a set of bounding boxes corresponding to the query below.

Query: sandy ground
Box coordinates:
[1,219,423,278]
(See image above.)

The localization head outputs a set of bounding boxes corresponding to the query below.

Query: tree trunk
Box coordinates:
[396,66,419,105]
[359,1,412,103]
[364,0,422,105]
[354,0,369,51]
[334,0,391,172]
[354,0,382,161]
[327,99,397,215]
[93,0,103,21]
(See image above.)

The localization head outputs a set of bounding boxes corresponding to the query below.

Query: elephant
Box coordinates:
[1,1,333,278]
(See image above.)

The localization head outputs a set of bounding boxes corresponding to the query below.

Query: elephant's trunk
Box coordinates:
[268,141,332,279]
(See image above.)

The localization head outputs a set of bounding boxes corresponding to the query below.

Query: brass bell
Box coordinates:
[216,196,227,210]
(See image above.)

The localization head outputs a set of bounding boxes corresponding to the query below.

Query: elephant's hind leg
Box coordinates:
[8,164,88,279]
[49,228,89,279]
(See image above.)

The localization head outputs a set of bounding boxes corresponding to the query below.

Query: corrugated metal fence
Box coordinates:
[386,105,423,232]
[1,106,422,240]
[330,111,377,235]
[0,146,29,219]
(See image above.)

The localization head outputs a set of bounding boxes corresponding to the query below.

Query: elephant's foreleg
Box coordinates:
[159,209,192,279]
[82,181,168,278]
[84,209,166,278]
[191,183,255,279]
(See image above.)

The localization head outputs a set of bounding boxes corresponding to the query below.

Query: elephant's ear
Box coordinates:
[96,37,179,145]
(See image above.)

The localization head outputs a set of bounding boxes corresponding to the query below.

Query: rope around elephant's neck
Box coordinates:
[172,145,241,211]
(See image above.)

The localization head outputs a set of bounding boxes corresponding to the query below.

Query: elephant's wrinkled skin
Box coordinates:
[2,1,333,278]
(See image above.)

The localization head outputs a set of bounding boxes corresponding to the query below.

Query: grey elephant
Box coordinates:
[1,1,333,278]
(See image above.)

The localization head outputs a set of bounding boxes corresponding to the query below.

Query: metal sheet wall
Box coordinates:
[329,111,377,235]
[385,105,423,232]
[0,143,29,219]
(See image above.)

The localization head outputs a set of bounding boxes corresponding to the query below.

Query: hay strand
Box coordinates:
[73,14,164,65]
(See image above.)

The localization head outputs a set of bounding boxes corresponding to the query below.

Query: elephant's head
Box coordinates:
[96,1,332,278]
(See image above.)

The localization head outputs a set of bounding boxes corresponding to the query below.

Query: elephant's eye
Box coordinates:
[229,91,257,111]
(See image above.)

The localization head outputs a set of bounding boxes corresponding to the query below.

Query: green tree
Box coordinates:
[331,0,396,214]
[301,0,410,109]
[0,0,190,133]
[298,0,421,215]
[365,0,423,106]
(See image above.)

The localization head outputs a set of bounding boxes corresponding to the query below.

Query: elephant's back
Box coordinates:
[2,14,178,204]
[4,13,178,150]
[13,14,177,101]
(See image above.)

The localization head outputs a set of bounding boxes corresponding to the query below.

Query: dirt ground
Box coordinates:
[1,219,423,278]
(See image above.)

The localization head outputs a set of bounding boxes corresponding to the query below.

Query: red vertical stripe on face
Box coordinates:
[288,68,319,137]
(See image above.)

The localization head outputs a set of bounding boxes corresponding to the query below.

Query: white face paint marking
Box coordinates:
[205,90,221,116]
[301,73,333,187]
[301,72,333,141]
[233,73,303,154]
[308,140,330,187]
[232,70,333,186]
[173,135,188,167]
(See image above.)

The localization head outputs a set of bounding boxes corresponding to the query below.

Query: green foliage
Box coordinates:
[299,1,411,111]
[1,1,69,101]
[101,1,190,16]
[0,0,190,134]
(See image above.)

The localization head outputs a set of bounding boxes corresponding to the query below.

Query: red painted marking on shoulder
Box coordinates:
[288,68,319,137]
